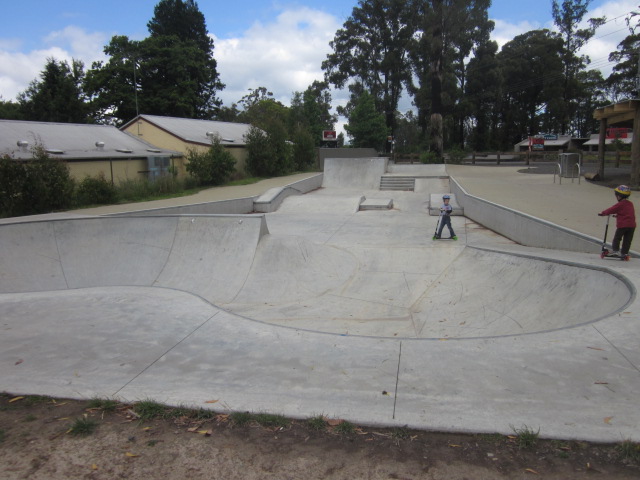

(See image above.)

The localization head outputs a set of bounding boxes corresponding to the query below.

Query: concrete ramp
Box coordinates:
[0,216,268,304]
[322,157,388,189]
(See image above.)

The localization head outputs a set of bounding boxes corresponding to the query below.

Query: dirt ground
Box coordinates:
[1,394,638,480]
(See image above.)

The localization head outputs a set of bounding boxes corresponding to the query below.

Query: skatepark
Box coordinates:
[1,158,639,443]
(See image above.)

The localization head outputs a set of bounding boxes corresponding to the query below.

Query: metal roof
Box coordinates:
[0,119,180,160]
[583,133,633,145]
[122,115,253,146]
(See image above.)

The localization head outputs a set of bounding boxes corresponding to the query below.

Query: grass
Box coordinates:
[616,440,640,462]
[86,397,118,412]
[307,415,327,431]
[253,413,290,429]
[511,424,540,449]
[133,399,168,420]
[333,421,356,435]
[230,412,253,426]
[68,417,98,436]
[0,429,5,443]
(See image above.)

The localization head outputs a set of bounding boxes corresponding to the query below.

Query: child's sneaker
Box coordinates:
[451,235,458,240]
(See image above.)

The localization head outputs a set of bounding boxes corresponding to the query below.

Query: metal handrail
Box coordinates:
[571,164,581,184]
[553,163,561,184]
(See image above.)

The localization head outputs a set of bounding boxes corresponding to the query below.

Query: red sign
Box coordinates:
[606,128,630,139]
[322,130,337,141]
[528,136,544,150]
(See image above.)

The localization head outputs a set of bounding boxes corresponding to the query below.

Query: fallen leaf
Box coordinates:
[449,444,462,448]
[14,359,23,365]
[9,396,24,403]
[142,427,152,431]
[91,464,98,470]
[327,419,344,426]
[198,430,213,436]
[525,468,539,474]
[587,346,605,351]
[54,402,68,407]
[604,416,613,424]
[125,452,139,458]
[205,399,218,404]
[594,381,609,385]
[187,427,198,432]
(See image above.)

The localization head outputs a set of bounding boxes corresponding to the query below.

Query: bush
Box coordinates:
[420,151,442,164]
[0,146,75,218]
[75,173,117,206]
[186,134,236,186]
[446,146,467,164]
[244,122,294,177]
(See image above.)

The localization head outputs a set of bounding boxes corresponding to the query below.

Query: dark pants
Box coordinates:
[612,227,635,255]
[437,215,455,238]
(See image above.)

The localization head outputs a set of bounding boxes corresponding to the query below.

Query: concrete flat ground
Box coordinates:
[0,163,639,443]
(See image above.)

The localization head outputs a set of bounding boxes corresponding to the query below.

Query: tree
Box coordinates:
[552,0,606,135]
[344,90,388,150]
[244,121,293,177]
[19,58,89,123]
[185,134,236,185]
[466,39,501,151]
[409,0,493,158]
[290,81,337,147]
[0,98,21,120]
[607,32,640,102]
[84,0,223,124]
[323,0,417,139]
[495,30,564,148]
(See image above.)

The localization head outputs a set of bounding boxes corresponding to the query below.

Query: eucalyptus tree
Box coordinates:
[408,0,493,158]
[607,32,640,102]
[552,0,606,135]
[322,0,417,139]
[496,30,564,147]
[290,81,337,146]
[465,39,501,151]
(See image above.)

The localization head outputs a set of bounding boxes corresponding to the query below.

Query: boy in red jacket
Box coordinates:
[598,185,636,258]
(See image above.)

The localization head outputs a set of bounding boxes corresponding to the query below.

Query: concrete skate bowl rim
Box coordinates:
[0,217,635,342]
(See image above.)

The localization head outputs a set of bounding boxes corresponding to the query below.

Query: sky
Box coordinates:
[0,0,637,126]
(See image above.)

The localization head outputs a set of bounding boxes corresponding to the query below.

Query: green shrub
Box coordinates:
[75,173,117,206]
[446,146,467,164]
[420,151,442,164]
[0,146,75,218]
[186,134,236,186]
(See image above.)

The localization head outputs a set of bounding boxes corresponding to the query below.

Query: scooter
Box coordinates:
[600,214,630,261]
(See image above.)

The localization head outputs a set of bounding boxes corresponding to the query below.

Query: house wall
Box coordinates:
[65,158,182,185]
[123,118,248,175]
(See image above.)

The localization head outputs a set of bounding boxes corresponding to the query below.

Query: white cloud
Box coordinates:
[214,7,340,107]
[0,26,108,101]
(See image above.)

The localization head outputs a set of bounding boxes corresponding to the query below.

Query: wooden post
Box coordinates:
[632,103,640,188]
[616,150,620,168]
[497,152,501,165]
[472,152,476,164]
[598,119,607,179]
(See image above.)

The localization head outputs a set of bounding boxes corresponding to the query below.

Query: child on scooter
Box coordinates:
[434,194,457,240]
[598,185,636,258]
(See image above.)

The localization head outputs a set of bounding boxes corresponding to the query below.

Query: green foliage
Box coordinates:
[68,417,98,436]
[616,440,640,462]
[0,147,75,218]
[75,173,117,206]
[84,0,223,124]
[420,151,441,164]
[230,411,253,426]
[291,126,317,171]
[86,397,118,412]
[446,146,467,164]
[344,90,388,151]
[18,58,89,123]
[186,135,236,186]
[307,415,327,431]
[244,123,293,177]
[133,399,167,420]
[333,420,355,435]
[511,424,540,449]
[253,413,290,428]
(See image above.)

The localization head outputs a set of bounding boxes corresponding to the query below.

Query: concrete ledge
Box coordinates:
[359,198,393,210]
[450,176,604,253]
